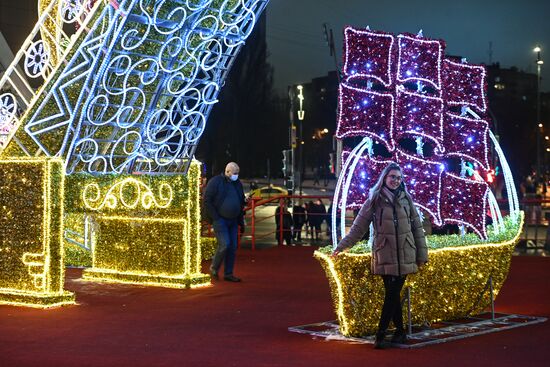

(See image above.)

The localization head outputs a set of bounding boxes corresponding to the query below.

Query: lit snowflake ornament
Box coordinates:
[24,40,51,78]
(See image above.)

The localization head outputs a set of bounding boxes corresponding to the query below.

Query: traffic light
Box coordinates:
[282,149,292,177]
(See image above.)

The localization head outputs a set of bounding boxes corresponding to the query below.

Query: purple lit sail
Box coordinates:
[396,34,445,90]
[394,88,444,147]
[343,28,395,86]
[338,26,493,238]
[336,84,395,151]
[443,59,487,112]
[443,113,490,169]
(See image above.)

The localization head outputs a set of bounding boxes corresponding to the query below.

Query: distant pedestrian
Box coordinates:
[313,167,320,186]
[275,200,293,245]
[305,200,314,238]
[292,201,306,243]
[309,199,326,241]
[204,162,245,282]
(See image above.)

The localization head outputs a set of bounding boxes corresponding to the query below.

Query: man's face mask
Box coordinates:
[230,174,239,181]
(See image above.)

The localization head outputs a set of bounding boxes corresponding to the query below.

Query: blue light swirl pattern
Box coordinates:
[5,0,267,175]
[63,0,268,174]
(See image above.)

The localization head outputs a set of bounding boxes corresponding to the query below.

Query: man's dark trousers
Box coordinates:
[211,217,239,276]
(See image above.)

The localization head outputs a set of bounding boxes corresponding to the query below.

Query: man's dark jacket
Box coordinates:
[203,174,245,225]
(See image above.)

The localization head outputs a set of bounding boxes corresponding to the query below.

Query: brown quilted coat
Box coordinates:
[336,190,428,276]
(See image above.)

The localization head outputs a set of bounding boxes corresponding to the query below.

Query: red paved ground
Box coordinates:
[0,246,548,367]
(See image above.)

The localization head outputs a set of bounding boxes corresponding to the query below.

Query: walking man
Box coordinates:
[204,162,245,282]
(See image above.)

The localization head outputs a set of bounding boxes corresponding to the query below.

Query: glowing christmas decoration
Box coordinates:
[443,59,487,112]
[336,83,395,151]
[396,33,445,90]
[333,26,519,240]
[0,0,268,301]
[343,27,395,86]
[316,212,524,336]
[0,158,75,308]
[73,161,207,288]
[1,0,268,176]
[394,87,444,148]
[82,177,173,210]
[83,215,209,289]
[444,112,489,169]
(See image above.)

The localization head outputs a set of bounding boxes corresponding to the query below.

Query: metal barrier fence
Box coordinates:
[201,196,550,251]
[241,195,338,249]
[515,198,550,250]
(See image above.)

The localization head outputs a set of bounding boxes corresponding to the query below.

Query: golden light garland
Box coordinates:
[315,212,524,336]
[82,177,173,210]
[38,0,61,68]
[74,160,209,288]
[82,215,208,288]
[0,158,75,308]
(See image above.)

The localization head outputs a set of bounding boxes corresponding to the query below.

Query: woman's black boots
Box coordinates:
[375,329,407,349]
[374,331,388,349]
[391,328,407,344]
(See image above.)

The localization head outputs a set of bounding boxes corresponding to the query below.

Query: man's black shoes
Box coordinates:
[224,275,241,282]
[210,269,219,280]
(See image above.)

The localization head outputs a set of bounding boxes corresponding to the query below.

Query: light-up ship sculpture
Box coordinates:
[315,27,523,336]
[0,0,268,307]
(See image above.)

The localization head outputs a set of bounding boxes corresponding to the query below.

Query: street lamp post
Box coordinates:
[297,85,305,194]
[534,46,544,177]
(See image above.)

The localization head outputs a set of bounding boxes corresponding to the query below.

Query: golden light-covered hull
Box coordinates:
[314,212,524,337]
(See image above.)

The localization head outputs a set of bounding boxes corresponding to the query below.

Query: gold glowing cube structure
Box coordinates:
[0,158,75,308]
[64,161,209,288]
[315,213,523,337]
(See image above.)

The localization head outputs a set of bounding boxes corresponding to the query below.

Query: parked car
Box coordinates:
[249,185,288,199]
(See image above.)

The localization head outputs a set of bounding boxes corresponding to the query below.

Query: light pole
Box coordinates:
[297,85,305,194]
[534,46,544,177]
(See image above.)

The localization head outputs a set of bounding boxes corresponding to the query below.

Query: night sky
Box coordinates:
[266,0,550,93]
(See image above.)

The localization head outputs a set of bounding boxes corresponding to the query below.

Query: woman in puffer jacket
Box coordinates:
[332,162,428,349]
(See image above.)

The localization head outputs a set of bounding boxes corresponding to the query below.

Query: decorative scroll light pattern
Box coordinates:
[79,161,209,289]
[1,0,269,176]
[334,26,519,242]
[83,177,173,210]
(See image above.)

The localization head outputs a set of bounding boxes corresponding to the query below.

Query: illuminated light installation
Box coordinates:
[321,27,522,336]
[0,0,269,176]
[316,212,524,336]
[0,158,75,308]
[74,161,209,288]
[82,177,173,210]
[333,27,520,241]
[0,0,267,297]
